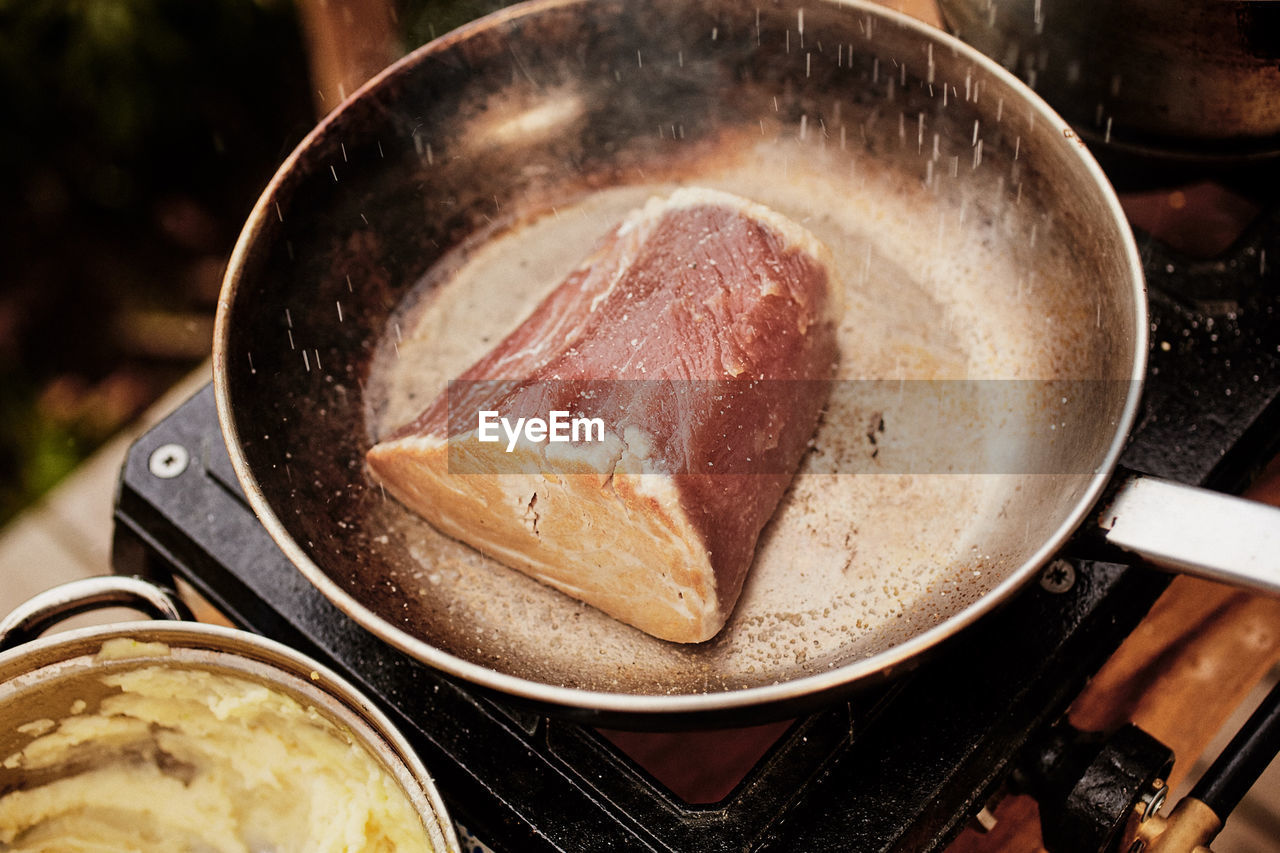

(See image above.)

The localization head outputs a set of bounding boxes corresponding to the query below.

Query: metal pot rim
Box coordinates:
[0,616,461,853]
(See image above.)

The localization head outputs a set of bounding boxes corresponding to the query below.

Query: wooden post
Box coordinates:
[294,0,403,116]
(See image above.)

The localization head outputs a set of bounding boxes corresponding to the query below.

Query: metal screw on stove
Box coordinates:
[1040,559,1076,594]
[149,443,190,479]
[1126,778,1172,853]
[1142,778,1169,821]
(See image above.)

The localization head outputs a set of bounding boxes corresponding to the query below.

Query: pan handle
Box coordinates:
[1100,476,1280,595]
[0,575,193,652]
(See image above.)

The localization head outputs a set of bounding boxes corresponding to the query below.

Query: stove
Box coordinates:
[112,175,1280,850]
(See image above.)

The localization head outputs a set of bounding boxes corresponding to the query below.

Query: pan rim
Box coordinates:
[213,0,1149,718]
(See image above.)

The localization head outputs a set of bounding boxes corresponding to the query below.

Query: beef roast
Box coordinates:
[367,188,840,643]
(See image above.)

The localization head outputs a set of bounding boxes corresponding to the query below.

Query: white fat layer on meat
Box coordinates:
[370,419,721,642]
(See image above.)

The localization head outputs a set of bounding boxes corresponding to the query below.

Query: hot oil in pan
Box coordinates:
[364,140,1086,693]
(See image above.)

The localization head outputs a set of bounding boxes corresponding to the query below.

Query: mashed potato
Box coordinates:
[0,642,435,853]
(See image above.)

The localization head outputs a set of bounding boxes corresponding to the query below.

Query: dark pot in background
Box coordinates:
[937,0,1280,162]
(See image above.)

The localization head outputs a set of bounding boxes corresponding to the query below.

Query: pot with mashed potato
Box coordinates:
[0,577,459,853]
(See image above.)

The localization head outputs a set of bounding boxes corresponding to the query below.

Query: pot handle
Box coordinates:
[1101,476,1280,594]
[0,575,193,652]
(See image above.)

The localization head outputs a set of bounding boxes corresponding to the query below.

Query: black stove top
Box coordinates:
[112,198,1280,852]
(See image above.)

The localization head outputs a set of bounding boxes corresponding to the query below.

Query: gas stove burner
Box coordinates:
[111,197,1280,850]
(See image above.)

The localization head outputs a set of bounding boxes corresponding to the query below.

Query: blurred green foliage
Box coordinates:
[0,0,521,527]
[0,0,313,525]
[0,381,81,522]
[0,0,315,224]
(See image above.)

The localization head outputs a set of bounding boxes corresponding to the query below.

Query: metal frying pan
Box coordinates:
[213,0,1280,723]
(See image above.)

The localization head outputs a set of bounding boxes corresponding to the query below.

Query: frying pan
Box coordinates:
[214,0,1280,724]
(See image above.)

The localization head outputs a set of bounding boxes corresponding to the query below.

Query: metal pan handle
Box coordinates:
[1101,476,1280,594]
[0,576,193,652]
